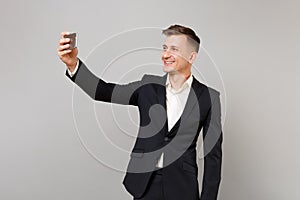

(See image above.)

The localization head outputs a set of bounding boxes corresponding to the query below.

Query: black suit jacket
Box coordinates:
[66,59,223,200]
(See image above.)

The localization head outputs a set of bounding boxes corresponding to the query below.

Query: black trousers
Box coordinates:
[133,169,164,200]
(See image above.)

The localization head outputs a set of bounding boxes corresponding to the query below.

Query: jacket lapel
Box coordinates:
[155,73,168,110]
[167,76,204,135]
[153,74,205,135]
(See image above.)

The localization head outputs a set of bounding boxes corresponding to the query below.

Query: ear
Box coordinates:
[188,52,198,64]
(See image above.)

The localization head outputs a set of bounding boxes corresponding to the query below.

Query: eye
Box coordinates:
[162,45,167,51]
[171,47,178,51]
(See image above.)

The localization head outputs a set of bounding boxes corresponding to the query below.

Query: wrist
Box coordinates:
[67,58,78,72]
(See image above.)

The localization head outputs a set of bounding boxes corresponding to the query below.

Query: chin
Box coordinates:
[163,65,175,73]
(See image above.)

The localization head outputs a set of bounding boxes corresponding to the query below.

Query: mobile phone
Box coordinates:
[64,32,77,50]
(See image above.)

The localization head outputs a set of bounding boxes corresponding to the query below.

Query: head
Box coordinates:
[161,24,200,75]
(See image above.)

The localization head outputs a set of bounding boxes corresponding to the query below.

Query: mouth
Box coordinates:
[163,60,175,66]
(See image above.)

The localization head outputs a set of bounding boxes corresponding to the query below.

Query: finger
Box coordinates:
[59,38,71,45]
[58,49,72,56]
[61,31,70,37]
[58,44,70,51]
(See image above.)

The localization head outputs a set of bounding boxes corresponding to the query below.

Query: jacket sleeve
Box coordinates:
[200,89,223,200]
[65,58,143,106]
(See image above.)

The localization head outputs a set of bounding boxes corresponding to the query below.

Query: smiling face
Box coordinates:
[161,34,197,75]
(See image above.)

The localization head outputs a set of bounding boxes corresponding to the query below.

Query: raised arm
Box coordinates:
[57,32,143,106]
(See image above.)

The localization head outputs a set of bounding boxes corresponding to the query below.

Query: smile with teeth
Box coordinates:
[164,60,175,65]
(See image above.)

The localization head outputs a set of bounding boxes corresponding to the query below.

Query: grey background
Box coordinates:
[1,0,299,199]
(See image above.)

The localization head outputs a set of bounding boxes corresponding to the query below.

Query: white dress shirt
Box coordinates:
[67,63,193,168]
[156,73,193,168]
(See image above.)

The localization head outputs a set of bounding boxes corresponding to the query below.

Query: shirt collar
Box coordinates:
[165,73,193,93]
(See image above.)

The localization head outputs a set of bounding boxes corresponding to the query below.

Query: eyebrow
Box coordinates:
[162,44,179,48]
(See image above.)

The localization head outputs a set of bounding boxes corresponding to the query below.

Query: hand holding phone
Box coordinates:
[58,32,78,71]
[64,32,77,50]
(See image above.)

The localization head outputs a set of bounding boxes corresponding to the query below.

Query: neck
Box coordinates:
[168,71,191,90]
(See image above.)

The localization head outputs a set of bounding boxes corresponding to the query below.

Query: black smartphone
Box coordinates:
[64,32,77,50]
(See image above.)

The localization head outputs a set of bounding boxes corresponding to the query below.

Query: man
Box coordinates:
[58,24,223,200]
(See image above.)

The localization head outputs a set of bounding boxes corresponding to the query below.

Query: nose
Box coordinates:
[162,50,171,59]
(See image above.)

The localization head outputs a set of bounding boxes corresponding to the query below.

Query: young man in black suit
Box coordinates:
[58,25,223,200]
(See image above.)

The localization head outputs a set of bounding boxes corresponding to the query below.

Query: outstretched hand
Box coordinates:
[57,32,78,72]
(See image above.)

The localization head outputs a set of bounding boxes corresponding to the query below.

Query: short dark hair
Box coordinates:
[162,24,200,52]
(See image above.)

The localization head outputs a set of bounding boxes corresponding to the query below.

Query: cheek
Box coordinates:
[174,53,186,61]
[177,56,185,63]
